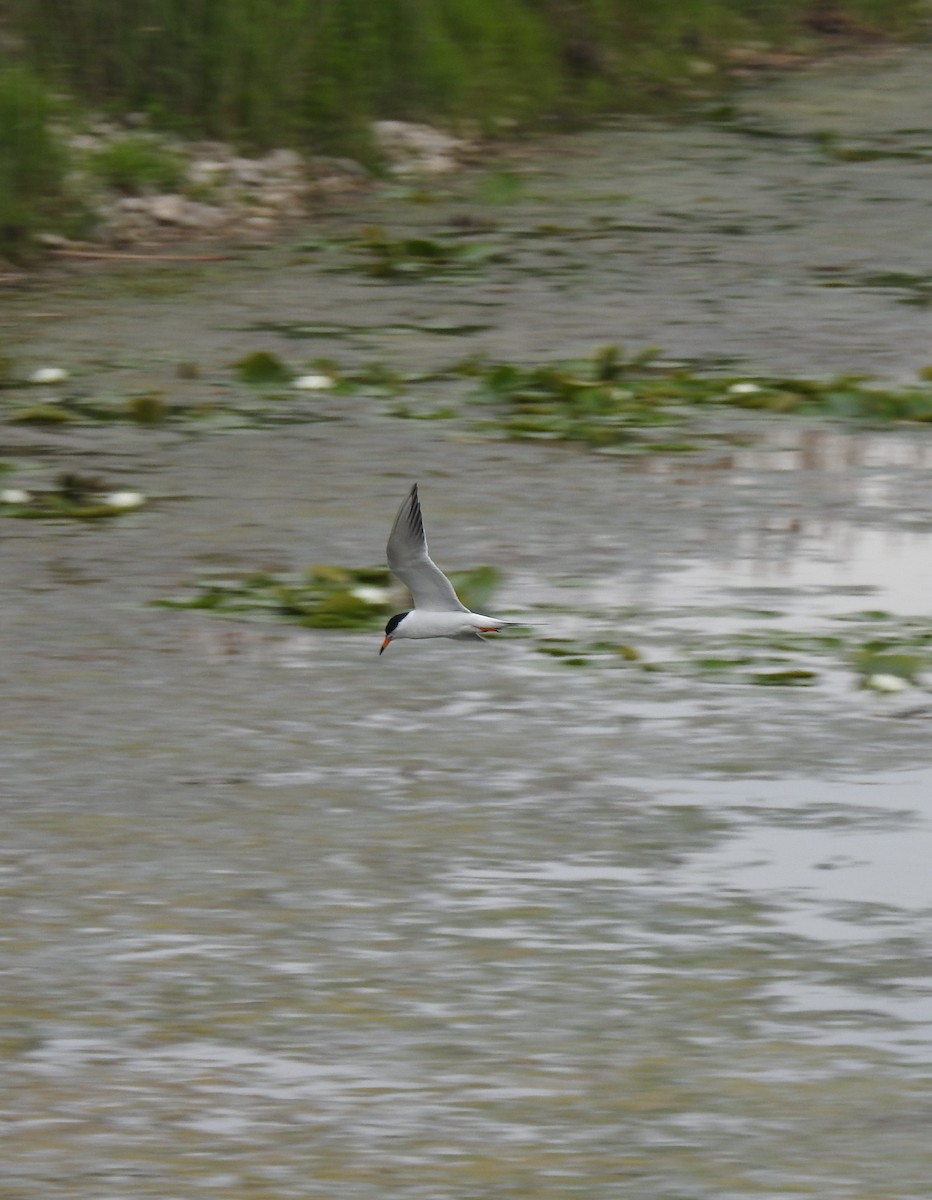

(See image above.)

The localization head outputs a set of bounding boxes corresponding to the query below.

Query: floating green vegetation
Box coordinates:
[351,227,507,280]
[155,563,503,631]
[7,401,75,424]
[0,472,146,519]
[387,403,459,421]
[234,350,292,385]
[232,347,427,395]
[155,566,392,628]
[469,345,932,448]
[0,355,18,388]
[854,271,932,308]
[247,318,495,339]
[530,612,932,692]
[3,389,202,426]
[750,668,818,687]
[1,379,345,429]
[853,648,924,686]
[810,130,932,164]
[478,170,526,205]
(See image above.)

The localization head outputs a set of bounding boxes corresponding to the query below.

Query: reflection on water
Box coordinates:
[5,757,932,1197]
[564,425,932,619]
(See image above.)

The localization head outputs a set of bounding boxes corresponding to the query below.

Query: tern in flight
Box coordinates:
[380,483,511,654]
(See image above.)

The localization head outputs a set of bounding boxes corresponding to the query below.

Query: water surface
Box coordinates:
[3,47,932,1200]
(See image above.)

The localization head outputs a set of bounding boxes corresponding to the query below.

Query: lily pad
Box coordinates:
[8,403,74,424]
[469,346,932,450]
[0,471,147,520]
[234,351,292,385]
[155,562,501,632]
[750,669,818,687]
[853,650,922,683]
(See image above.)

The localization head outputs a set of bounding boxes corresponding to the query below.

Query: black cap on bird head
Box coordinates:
[379,611,409,654]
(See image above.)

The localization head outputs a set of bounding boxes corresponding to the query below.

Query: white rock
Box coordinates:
[230,157,265,185]
[35,233,72,248]
[263,148,302,173]
[29,367,68,384]
[372,120,466,175]
[308,156,370,181]
[727,381,761,395]
[181,201,227,229]
[148,194,186,224]
[187,159,229,185]
[1,488,30,504]
[68,133,102,152]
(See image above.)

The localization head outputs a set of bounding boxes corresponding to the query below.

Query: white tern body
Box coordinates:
[380,483,510,653]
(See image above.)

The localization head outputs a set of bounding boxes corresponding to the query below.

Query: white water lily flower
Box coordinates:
[29,367,69,384]
[103,491,145,509]
[864,673,907,693]
[293,373,335,390]
[1,488,30,504]
[351,585,390,605]
[727,381,761,395]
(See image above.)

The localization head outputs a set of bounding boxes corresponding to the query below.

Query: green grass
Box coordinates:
[0,64,70,259]
[6,1,923,154]
[86,134,186,194]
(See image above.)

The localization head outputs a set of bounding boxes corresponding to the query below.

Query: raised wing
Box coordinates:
[386,483,467,612]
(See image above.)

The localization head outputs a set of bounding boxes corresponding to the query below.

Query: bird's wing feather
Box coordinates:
[386,483,467,612]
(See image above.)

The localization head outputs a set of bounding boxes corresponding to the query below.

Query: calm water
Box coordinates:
[3,48,932,1200]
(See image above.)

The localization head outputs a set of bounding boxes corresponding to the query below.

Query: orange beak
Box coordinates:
[379,636,391,655]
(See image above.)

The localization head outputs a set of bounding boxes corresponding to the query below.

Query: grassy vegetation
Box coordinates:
[86,134,186,194]
[0,65,70,260]
[0,1,921,257]
[6,0,924,154]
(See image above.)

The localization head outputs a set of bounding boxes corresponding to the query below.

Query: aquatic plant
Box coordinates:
[353,227,507,279]
[469,346,932,448]
[531,610,932,692]
[234,350,292,385]
[154,563,503,631]
[0,471,147,519]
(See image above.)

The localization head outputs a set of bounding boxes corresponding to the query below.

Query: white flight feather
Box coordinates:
[386,482,468,612]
